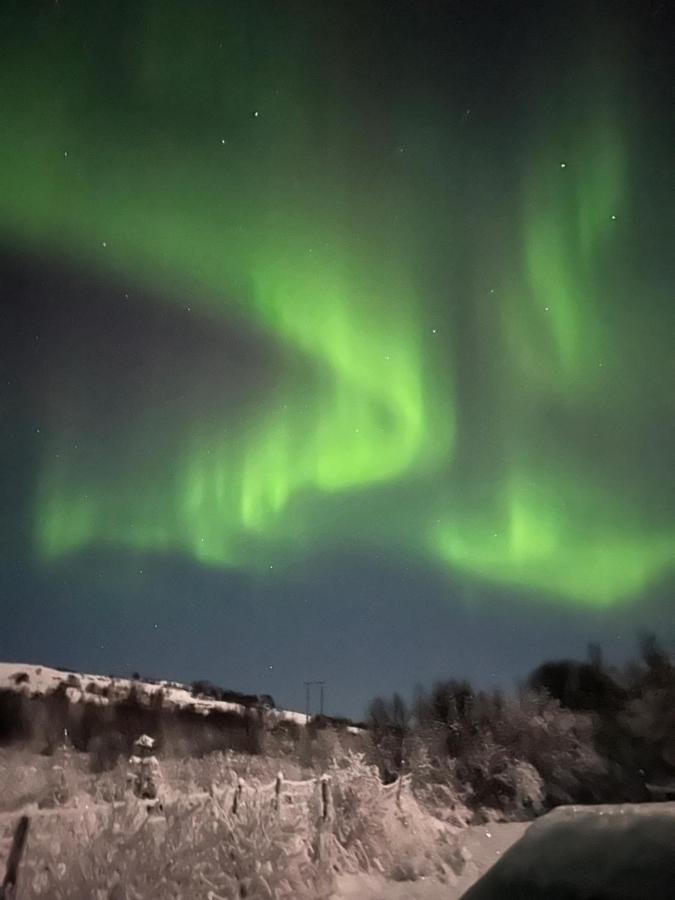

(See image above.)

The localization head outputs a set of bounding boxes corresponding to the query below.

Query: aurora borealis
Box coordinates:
[1,1,673,713]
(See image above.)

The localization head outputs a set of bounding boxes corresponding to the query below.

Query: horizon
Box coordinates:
[1,623,666,722]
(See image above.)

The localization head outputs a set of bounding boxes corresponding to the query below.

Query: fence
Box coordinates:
[206,769,413,821]
[0,767,415,891]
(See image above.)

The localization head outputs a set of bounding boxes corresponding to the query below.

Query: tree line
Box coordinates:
[367,634,675,820]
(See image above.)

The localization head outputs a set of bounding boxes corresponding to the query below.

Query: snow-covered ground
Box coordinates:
[6,662,674,898]
[336,803,675,899]
[334,822,528,899]
[0,660,247,715]
[0,661,365,731]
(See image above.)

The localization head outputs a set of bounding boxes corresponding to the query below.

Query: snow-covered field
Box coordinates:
[4,662,675,898]
[0,745,469,898]
[3,745,673,899]
[335,822,528,899]
[337,803,675,899]
[1,800,521,900]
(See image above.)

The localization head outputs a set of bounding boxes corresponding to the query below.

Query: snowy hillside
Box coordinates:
[0,661,361,732]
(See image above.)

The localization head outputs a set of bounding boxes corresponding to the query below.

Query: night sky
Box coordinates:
[1,0,673,718]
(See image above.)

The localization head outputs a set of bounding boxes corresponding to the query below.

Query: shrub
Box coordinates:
[328,752,388,869]
[327,751,465,881]
[409,677,613,817]
[21,794,333,899]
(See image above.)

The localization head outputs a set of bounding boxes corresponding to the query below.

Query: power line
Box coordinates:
[304,680,326,720]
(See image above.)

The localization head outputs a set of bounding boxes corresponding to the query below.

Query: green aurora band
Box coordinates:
[1,3,673,605]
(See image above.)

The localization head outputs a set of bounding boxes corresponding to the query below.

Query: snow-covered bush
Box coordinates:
[0,749,92,812]
[407,741,472,828]
[8,738,469,897]
[402,681,607,818]
[20,792,333,899]
[328,751,389,870]
[327,750,467,882]
[502,692,606,807]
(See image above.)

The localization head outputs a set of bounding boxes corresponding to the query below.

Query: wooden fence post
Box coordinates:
[0,816,30,900]
[232,777,245,815]
[273,772,283,811]
[320,774,330,822]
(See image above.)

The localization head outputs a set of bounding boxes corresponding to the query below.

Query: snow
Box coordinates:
[336,805,675,899]
[0,661,361,732]
[0,662,64,695]
[461,802,675,899]
[334,822,528,899]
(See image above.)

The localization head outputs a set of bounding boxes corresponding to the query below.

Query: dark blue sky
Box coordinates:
[1,540,672,717]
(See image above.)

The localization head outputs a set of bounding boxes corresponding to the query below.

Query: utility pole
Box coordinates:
[303,680,326,721]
